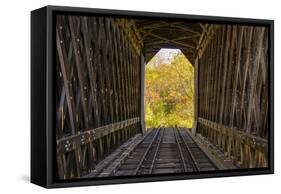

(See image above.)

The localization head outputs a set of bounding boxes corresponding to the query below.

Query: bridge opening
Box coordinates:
[145,48,194,130]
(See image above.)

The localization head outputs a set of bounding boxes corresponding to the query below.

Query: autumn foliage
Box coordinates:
[145,49,194,128]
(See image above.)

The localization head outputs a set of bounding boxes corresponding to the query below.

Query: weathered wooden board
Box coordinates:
[56,15,142,179]
[196,25,269,168]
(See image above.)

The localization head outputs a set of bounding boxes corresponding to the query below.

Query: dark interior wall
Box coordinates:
[55,15,142,179]
[196,25,269,168]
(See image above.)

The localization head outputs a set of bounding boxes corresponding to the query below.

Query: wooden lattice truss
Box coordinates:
[55,14,269,179]
[56,15,142,179]
[196,25,269,168]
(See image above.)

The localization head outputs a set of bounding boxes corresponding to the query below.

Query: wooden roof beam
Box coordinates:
[169,23,201,35]
[196,24,219,58]
[137,21,171,30]
[144,34,200,46]
[146,32,196,49]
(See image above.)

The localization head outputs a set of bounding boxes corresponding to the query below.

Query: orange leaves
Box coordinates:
[145,49,194,128]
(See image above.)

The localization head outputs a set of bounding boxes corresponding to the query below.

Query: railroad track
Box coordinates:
[83,127,217,178]
[112,127,217,176]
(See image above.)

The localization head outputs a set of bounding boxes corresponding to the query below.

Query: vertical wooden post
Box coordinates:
[140,54,146,134]
[192,57,199,135]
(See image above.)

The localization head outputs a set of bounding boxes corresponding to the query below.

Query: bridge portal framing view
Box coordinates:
[55,13,270,180]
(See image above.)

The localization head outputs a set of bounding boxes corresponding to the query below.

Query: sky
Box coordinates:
[151,48,182,65]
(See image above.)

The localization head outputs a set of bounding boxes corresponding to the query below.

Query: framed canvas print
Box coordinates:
[31,5,274,188]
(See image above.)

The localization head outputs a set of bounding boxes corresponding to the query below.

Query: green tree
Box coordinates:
[145,50,194,128]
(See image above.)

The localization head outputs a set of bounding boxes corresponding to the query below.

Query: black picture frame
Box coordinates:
[31,5,274,188]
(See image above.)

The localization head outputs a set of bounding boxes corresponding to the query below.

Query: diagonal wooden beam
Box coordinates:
[170,23,201,35]
[137,21,171,30]
[145,34,200,46]
[81,16,100,127]
[246,28,265,133]
[68,16,90,129]
[56,21,77,134]
[146,32,196,49]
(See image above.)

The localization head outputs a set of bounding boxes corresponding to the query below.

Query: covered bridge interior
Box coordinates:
[56,14,269,179]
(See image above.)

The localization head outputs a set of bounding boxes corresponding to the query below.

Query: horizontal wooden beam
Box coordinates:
[198,117,268,154]
[57,117,140,155]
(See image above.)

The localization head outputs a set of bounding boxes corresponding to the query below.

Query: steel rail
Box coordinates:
[148,128,164,174]
[176,127,199,171]
[93,128,157,177]
[174,127,188,172]
[133,127,162,175]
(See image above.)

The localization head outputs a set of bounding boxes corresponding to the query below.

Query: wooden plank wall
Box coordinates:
[55,15,142,179]
[197,25,269,168]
